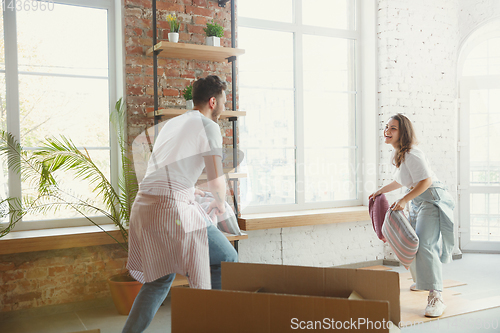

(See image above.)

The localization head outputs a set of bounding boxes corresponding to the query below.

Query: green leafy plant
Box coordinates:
[0,99,137,251]
[182,85,193,101]
[203,20,224,38]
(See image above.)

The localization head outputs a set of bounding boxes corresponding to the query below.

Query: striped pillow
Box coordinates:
[195,191,242,236]
[382,209,419,267]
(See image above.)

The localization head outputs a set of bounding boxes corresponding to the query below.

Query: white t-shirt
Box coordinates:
[393,147,438,188]
[139,110,222,189]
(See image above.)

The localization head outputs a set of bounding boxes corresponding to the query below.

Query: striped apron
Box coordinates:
[127,181,213,289]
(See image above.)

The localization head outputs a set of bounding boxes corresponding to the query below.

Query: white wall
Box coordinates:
[238,0,500,267]
[377,0,460,259]
[239,222,385,267]
[458,0,500,45]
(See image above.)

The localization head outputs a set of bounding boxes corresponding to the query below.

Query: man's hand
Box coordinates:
[207,199,225,216]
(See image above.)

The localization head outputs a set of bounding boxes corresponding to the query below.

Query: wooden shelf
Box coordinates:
[147,108,246,119]
[238,206,370,231]
[146,41,245,62]
[221,231,248,242]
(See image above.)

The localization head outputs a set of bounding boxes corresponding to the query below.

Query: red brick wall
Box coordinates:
[0,245,127,312]
[125,0,236,153]
[0,0,238,313]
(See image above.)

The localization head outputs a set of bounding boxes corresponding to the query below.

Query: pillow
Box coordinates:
[382,209,419,268]
[369,194,389,241]
[195,191,243,236]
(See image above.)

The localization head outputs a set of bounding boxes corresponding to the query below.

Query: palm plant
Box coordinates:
[0,99,137,251]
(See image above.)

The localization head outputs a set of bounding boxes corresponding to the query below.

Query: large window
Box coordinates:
[1,0,120,230]
[458,20,500,252]
[238,0,360,213]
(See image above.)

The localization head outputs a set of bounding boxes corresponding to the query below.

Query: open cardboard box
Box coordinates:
[171,262,400,332]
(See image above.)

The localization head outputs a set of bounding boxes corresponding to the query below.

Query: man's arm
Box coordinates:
[203,155,226,215]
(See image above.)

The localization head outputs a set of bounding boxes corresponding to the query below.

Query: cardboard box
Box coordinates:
[171,262,400,332]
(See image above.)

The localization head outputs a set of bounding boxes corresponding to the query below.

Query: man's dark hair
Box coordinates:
[192,75,227,106]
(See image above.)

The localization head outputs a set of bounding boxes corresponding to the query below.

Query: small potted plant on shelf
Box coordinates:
[166,13,180,43]
[183,85,193,110]
[203,19,224,47]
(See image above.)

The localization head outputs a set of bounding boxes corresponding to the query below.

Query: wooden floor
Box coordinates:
[398,270,500,326]
[359,265,500,326]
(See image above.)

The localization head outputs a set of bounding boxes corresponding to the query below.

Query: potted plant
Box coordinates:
[183,85,194,110]
[0,99,142,315]
[203,19,224,47]
[166,13,180,43]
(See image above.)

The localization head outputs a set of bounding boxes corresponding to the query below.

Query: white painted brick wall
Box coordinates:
[378,0,460,259]
[239,221,385,267]
[458,0,500,43]
[238,0,500,267]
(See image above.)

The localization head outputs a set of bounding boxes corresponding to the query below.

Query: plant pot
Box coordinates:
[168,32,179,43]
[205,36,220,47]
[186,100,194,110]
[108,273,142,315]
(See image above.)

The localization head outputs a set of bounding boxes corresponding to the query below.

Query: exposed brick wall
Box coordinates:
[125,0,236,163]
[239,222,385,267]
[377,0,460,193]
[0,245,126,312]
[0,0,238,314]
[240,0,499,266]
[2,0,498,314]
[458,0,500,43]
[377,0,461,259]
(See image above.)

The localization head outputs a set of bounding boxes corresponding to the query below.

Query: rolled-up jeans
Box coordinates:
[122,224,238,333]
[408,184,453,291]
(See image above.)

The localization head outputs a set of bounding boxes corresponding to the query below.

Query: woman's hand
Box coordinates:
[369,181,402,201]
[369,190,382,201]
[390,197,408,211]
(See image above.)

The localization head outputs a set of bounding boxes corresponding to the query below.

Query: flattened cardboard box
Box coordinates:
[172,262,400,332]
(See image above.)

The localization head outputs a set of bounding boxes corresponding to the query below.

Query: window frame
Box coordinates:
[237,0,370,214]
[458,27,500,251]
[1,0,123,231]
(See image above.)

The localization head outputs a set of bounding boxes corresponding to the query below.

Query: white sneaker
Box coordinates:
[425,290,446,317]
[410,283,418,291]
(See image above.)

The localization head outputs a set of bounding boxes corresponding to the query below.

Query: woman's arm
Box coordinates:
[369,181,402,200]
[390,177,432,210]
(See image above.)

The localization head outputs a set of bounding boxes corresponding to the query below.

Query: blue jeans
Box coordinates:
[408,184,454,291]
[122,224,238,333]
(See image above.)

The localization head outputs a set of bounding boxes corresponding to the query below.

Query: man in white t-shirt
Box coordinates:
[123,75,238,333]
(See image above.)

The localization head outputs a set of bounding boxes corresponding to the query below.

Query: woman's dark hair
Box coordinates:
[192,75,227,106]
[390,113,418,168]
